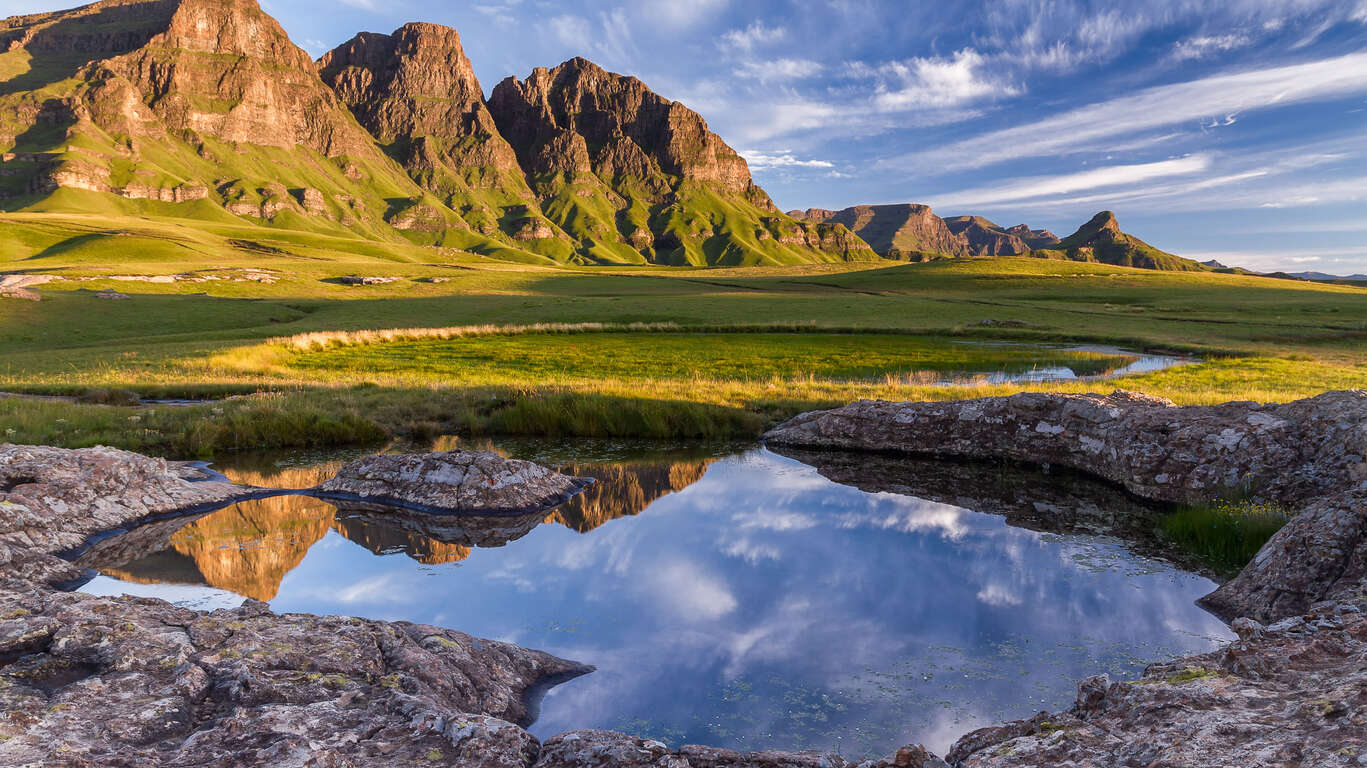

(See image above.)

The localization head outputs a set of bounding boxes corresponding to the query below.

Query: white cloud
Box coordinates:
[741,150,835,170]
[925,155,1212,209]
[546,10,637,67]
[720,21,786,53]
[897,52,1367,171]
[1171,33,1252,61]
[869,49,1020,111]
[736,58,823,83]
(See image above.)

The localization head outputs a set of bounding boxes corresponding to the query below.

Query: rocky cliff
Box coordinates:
[487,57,876,265]
[0,0,876,267]
[318,23,574,258]
[791,204,1062,261]
[794,204,969,260]
[943,215,1059,256]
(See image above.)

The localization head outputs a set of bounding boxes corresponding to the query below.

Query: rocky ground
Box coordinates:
[3,389,1366,766]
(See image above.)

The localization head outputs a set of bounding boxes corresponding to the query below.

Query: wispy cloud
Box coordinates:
[894,52,1367,171]
[925,155,1211,209]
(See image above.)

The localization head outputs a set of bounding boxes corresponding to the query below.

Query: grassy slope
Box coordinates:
[0,212,1364,457]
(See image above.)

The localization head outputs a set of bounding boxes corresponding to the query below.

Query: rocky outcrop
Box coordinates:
[943,216,1053,257]
[0,582,591,765]
[315,450,593,514]
[486,57,872,266]
[0,274,53,301]
[766,390,1367,624]
[0,444,255,585]
[765,390,1367,506]
[794,204,968,260]
[533,730,950,768]
[946,601,1367,767]
[489,57,758,199]
[318,23,549,243]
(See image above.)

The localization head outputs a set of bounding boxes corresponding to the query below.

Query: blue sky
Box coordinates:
[12,0,1367,272]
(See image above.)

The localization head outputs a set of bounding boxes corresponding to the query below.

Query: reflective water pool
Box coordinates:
[76,442,1231,757]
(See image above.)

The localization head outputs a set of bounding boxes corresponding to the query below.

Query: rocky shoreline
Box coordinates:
[2,390,1365,766]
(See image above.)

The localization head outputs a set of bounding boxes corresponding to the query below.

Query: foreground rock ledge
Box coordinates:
[766,390,1367,623]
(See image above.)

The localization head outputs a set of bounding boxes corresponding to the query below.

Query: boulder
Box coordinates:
[316,450,591,515]
[0,444,255,584]
[0,582,590,765]
[337,275,401,285]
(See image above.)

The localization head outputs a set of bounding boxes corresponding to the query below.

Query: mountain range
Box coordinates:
[0,0,1208,271]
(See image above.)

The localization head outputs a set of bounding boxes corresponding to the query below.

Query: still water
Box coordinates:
[76,441,1231,757]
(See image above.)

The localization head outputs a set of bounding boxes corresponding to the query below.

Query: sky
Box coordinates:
[9,0,1367,272]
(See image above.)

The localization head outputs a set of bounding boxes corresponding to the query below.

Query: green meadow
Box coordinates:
[1,211,1365,457]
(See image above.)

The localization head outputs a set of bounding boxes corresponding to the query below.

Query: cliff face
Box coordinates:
[317,24,570,253]
[486,57,875,266]
[0,1,873,266]
[795,204,969,259]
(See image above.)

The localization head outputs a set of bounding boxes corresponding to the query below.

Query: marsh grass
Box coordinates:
[1161,500,1293,576]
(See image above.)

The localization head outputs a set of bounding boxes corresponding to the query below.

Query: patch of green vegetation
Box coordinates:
[287,332,1138,386]
[1162,666,1225,685]
[1160,500,1293,576]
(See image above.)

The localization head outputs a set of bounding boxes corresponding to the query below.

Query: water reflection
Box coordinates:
[77,445,1231,757]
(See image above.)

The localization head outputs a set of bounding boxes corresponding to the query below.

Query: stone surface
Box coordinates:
[0,582,590,766]
[0,444,253,585]
[766,390,1367,506]
[316,450,593,514]
[767,389,1367,624]
[945,602,1367,767]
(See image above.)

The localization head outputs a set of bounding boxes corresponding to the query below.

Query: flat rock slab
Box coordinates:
[765,390,1367,505]
[0,582,591,766]
[316,450,593,514]
[0,444,254,585]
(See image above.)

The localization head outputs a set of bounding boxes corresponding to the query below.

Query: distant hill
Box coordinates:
[0,0,875,266]
[1031,211,1209,271]
[943,215,1060,256]
[791,204,1207,272]
[790,204,1058,260]
[1288,271,1367,282]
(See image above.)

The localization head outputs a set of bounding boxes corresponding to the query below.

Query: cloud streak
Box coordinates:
[894,52,1367,171]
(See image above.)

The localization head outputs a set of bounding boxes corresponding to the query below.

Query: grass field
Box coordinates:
[1,211,1364,459]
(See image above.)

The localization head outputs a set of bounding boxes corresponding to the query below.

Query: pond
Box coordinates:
[74,440,1231,757]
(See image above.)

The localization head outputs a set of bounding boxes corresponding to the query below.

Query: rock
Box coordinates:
[765,390,1367,507]
[535,730,862,768]
[316,450,593,514]
[945,602,1367,767]
[337,275,400,285]
[1203,489,1367,622]
[94,289,131,300]
[0,444,254,584]
[418,276,451,283]
[0,582,590,765]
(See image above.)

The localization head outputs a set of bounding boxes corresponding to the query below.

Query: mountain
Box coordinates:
[790,204,1059,260]
[1034,211,1207,271]
[790,204,967,260]
[944,215,1060,256]
[0,0,874,267]
[486,57,874,265]
[1288,271,1367,282]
